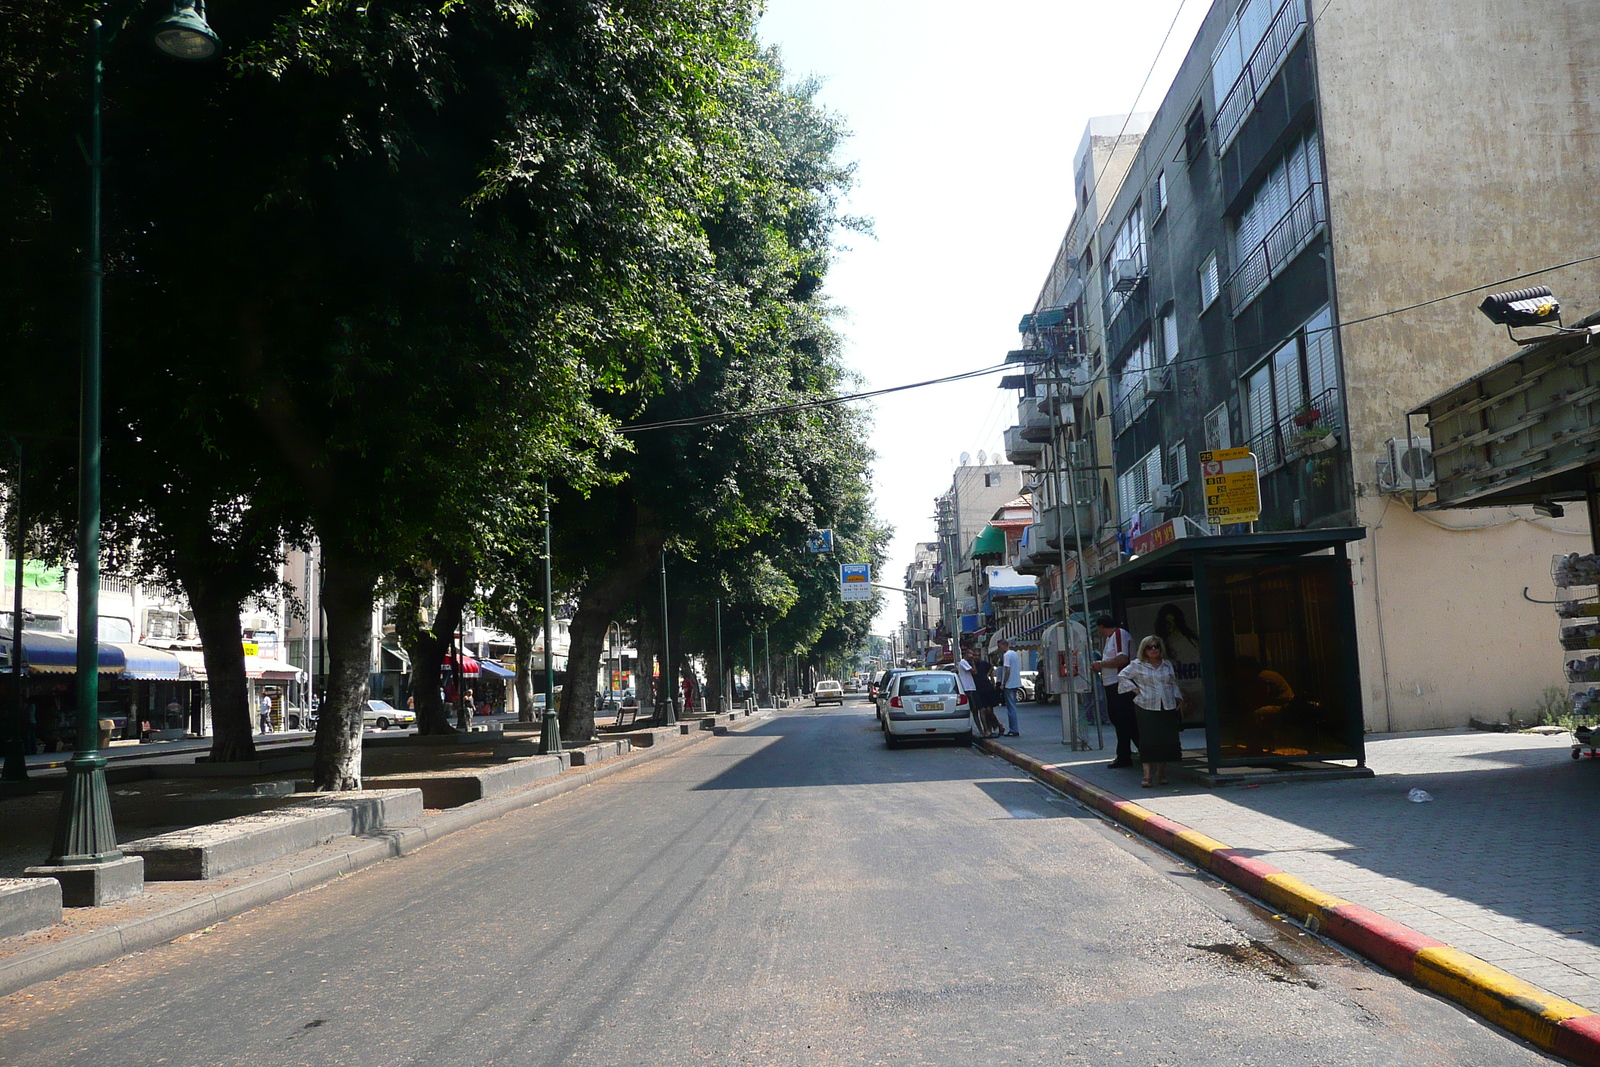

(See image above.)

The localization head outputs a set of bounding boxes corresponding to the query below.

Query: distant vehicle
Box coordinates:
[813,679,845,706]
[881,670,971,747]
[872,668,913,720]
[364,699,416,731]
[1020,670,1038,703]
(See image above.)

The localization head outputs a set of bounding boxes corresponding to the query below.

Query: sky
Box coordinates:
[756,0,1212,634]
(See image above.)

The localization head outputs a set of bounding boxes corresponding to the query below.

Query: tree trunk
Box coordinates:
[312,555,375,790]
[395,562,468,736]
[635,607,657,719]
[505,615,536,723]
[558,551,661,744]
[180,572,256,763]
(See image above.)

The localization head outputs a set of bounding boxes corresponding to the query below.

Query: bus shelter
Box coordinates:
[1098,527,1371,784]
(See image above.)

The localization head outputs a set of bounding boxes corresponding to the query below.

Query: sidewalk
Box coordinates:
[989,699,1600,1054]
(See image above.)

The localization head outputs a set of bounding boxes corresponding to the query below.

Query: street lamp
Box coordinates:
[657,550,676,726]
[537,481,561,755]
[714,597,726,714]
[33,0,219,907]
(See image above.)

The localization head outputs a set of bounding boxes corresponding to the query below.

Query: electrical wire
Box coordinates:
[616,362,1010,434]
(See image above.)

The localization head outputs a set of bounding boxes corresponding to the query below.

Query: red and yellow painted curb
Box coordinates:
[982,739,1600,1065]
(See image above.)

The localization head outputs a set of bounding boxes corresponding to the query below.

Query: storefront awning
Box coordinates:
[0,631,124,675]
[985,565,1037,597]
[169,650,305,683]
[110,643,183,681]
[478,659,514,679]
[444,652,481,676]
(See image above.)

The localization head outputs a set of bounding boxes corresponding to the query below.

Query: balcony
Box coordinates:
[1246,385,1344,473]
[1212,0,1308,154]
[1038,500,1097,550]
[1004,424,1044,467]
[1018,396,1055,443]
[1227,183,1326,313]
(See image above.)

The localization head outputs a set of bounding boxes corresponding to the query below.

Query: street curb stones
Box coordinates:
[979,738,1600,1067]
[0,712,771,1000]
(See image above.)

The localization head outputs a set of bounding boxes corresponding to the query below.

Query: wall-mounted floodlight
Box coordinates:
[1480,286,1560,327]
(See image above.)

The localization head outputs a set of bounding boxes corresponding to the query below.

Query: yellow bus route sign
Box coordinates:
[1200,447,1260,525]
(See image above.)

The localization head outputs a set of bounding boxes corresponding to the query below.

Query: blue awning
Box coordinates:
[0,631,124,675]
[478,659,515,679]
[111,643,183,681]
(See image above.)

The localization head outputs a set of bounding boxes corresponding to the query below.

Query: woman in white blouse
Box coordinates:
[1117,636,1187,787]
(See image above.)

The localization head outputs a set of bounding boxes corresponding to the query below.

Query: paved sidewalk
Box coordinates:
[995,699,1600,1012]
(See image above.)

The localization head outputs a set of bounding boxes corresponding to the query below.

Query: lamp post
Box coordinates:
[657,550,675,726]
[714,597,726,714]
[39,0,218,898]
[763,626,771,709]
[537,481,561,755]
[4,440,26,782]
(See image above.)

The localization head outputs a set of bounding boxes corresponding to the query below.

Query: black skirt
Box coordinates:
[1135,705,1183,762]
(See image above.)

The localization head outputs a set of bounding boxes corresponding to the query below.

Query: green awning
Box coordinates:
[970,525,1005,557]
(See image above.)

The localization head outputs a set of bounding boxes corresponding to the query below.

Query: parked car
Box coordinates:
[881,670,971,747]
[872,668,913,721]
[364,699,417,731]
[1020,670,1038,703]
[813,679,845,706]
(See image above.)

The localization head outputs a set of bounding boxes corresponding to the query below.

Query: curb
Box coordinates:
[979,738,1600,1066]
[0,712,770,999]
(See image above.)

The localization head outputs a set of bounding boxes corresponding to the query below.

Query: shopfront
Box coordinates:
[1098,528,1370,782]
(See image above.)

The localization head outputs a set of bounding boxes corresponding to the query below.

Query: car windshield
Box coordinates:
[898,674,956,696]
[818,680,840,688]
[368,701,393,711]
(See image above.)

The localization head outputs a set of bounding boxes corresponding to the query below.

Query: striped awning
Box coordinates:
[990,606,1052,649]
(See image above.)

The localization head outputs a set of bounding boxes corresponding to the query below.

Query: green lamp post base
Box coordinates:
[48,755,123,865]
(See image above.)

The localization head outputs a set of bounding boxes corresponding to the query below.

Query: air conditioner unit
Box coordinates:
[1377,436,1435,493]
[1111,258,1146,293]
[1152,484,1182,513]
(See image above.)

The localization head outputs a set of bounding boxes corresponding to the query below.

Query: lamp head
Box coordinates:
[152,0,219,61]
[1479,286,1561,328]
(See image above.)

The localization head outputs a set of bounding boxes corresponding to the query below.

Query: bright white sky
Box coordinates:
[757,0,1210,633]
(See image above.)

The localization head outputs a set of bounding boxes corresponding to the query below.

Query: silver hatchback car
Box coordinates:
[882,670,971,747]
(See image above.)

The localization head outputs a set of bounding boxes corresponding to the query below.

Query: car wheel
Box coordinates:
[376,717,390,730]
[883,731,901,749]
[951,731,972,746]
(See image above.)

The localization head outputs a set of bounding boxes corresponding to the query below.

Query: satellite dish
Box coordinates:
[977,450,987,466]
[959,451,971,466]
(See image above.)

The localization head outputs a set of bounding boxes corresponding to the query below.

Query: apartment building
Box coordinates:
[1074,0,1597,729]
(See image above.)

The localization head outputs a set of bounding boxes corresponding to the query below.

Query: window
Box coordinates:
[1159,309,1179,363]
[1118,446,1165,521]
[1240,305,1341,468]
[984,473,1000,487]
[1204,404,1230,451]
[1199,253,1220,310]
[1183,105,1208,166]
[1151,171,1168,218]
[1166,440,1189,487]
[1231,130,1326,307]
[1104,203,1147,319]
[1211,0,1307,152]
[1115,333,1155,411]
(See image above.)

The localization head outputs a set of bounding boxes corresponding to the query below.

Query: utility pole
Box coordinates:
[4,440,27,782]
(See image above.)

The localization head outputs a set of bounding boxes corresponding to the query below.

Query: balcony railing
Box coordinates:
[1227,182,1325,312]
[1212,0,1308,154]
[1246,386,1344,473]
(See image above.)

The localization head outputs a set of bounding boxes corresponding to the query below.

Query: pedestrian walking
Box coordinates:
[259,693,273,733]
[1118,636,1186,787]
[996,638,1023,737]
[1091,615,1137,768]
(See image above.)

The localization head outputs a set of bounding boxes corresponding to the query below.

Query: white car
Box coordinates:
[813,679,845,706]
[881,670,971,746]
[364,699,417,731]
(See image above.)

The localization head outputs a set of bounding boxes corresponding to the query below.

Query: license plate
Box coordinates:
[917,702,943,711]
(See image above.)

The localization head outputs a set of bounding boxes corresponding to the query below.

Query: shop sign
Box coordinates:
[241,642,260,657]
[1200,446,1261,524]
[1132,519,1184,557]
[840,563,871,602]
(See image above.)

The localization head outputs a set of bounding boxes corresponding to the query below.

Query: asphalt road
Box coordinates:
[0,705,1559,1066]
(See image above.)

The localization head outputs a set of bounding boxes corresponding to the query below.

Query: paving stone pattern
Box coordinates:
[999,701,1600,1010]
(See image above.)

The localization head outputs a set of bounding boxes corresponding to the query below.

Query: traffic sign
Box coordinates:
[806,529,834,552]
[840,563,872,601]
[1200,446,1260,524]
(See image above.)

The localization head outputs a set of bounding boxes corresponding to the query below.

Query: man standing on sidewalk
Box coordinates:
[997,639,1023,737]
[1091,615,1136,768]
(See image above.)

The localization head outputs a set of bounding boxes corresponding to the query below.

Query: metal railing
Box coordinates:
[1247,386,1344,473]
[1212,0,1308,154]
[1227,182,1325,312]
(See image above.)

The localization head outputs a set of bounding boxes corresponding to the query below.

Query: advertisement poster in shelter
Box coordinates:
[1125,594,1205,723]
